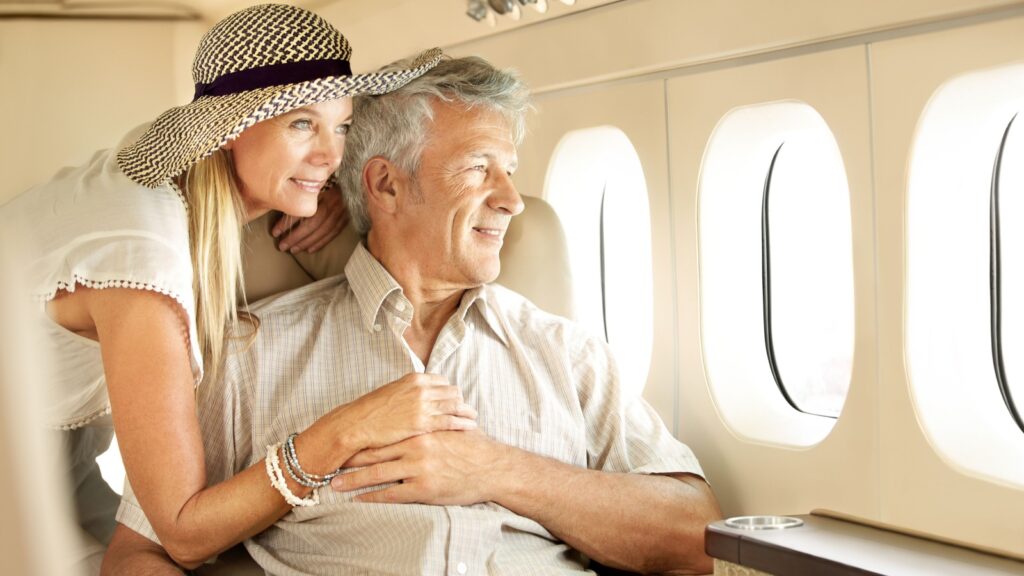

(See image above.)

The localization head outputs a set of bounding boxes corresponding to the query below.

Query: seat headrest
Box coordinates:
[242,195,573,319]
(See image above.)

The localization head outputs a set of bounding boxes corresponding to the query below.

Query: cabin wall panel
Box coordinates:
[666,46,879,520]
[444,0,1024,94]
[870,15,1024,556]
[514,81,677,431]
[0,20,181,203]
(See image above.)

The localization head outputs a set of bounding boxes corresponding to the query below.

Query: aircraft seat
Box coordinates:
[242,194,574,319]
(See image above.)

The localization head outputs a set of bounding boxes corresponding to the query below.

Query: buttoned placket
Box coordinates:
[444,507,484,576]
[385,295,483,576]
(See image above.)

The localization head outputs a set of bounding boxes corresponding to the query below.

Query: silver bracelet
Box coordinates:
[283,432,341,488]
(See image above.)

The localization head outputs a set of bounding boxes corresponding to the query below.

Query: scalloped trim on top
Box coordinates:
[56,404,112,431]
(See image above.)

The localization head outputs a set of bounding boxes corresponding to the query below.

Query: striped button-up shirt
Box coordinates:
[118,243,704,575]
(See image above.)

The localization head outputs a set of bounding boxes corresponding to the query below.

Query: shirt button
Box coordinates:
[373,324,382,332]
[395,301,407,312]
[456,562,467,575]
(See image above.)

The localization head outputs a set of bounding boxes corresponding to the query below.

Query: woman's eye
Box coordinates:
[291,119,313,130]
[336,124,351,135]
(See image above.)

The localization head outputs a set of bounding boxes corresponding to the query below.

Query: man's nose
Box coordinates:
[491,170,525,216]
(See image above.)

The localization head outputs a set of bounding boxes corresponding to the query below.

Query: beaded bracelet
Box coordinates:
[265,442,319,507]
[282,432,342,488]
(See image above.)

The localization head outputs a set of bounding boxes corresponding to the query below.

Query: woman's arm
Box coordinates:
[102,525,184,576]
[58,287,474,569]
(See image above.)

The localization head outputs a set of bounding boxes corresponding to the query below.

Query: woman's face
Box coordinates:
[226,97,353,221]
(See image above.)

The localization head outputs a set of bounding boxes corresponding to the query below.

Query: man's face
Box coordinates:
[397,101,524,288]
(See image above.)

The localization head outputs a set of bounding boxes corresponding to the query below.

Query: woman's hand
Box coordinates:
[295,373,478,474]
[272,183,348,253]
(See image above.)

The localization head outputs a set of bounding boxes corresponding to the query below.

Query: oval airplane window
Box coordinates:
[907,64,1024,487]
[699,101,854,447]
[545,127,653,399]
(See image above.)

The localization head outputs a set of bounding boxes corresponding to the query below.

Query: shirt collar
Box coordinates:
[345,243,404,333]
[344,243,509,347]
[466,286,510,348]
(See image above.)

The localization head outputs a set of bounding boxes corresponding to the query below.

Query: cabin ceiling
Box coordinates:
[0,0,331,21]
[0,0,611,23]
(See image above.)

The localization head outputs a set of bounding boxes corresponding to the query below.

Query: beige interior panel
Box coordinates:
[514,81,677,431]
[446,0,1024,94]
[667,46,878,518]
[870,15,1024,555]
[0,20,180,203]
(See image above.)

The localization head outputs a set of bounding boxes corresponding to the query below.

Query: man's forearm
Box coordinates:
[490,448,721,575]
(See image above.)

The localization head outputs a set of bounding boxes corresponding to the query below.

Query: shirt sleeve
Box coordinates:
[574,331,705,479]
[114,345,253,544]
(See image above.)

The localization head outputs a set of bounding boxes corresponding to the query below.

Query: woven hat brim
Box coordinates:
[118,48,442,188]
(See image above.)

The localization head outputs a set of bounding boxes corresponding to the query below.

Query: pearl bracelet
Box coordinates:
[265,442,319,507]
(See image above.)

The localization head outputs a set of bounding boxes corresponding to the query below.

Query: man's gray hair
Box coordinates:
[338,55,530,236]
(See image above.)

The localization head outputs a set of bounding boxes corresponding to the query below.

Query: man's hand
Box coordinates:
[302,373,479,473]
[273,183,348,253]
[331,430,507,505]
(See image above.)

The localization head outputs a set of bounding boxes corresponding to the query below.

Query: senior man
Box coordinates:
[107,55,720,575]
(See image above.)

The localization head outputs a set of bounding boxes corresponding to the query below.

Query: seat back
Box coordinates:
[242,195,573,318]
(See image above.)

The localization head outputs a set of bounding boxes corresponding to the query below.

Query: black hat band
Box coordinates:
[193,58,353,100]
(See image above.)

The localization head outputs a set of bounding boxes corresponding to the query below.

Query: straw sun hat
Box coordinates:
[118,3,442,188]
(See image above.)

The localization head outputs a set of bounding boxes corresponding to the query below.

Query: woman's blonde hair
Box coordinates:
[182,149,250,378]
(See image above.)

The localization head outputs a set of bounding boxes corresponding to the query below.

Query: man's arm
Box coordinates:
[492,449,720,575]
[103,524,184,576]
[334,431,721,574]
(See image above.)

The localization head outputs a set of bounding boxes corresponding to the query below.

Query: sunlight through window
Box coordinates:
[907,64,1024,487]
[545,127,653,398]
[700,101,854,446]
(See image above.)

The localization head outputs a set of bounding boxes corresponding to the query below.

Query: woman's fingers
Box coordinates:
[434,398,477,420]
[333,459,408,492]
[355,482,418,504]
[277,213,323,251]
[284,217,336,253]
[305,214,347,253]
[272,213,299,238]
[434,414,478,432]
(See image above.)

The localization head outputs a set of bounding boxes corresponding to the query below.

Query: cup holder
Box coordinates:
[723,515,804,531]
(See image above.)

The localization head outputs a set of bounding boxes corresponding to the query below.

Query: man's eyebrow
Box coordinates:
[469,151,518,170]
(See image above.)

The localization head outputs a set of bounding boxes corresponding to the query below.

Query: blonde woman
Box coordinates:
[1,5,476,574]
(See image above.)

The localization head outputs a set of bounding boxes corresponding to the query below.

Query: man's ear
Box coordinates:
[363,157,401,215]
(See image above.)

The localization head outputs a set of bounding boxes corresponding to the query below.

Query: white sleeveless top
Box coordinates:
[2,127,203,430]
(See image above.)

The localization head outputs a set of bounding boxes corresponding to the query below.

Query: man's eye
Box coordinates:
[291,119,313,130]
[472,165,487,172]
